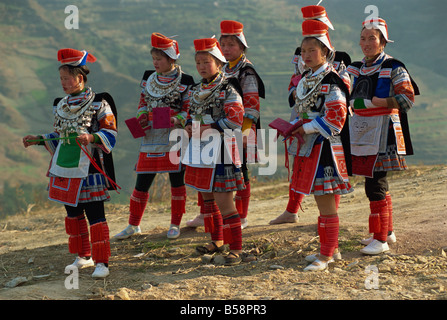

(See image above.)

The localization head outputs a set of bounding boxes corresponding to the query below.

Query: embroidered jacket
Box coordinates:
[42,91,117,182]
[137,67,194,153]
[346,52,419,156]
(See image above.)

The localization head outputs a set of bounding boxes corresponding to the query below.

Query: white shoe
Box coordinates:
[269,211,299,225]
[305,252,342,262]
[360,239,389,255]
[167,224,180,239]
[186,214,204,228]
[113,224,141,240]
[387,231,397,243]
[360,232,397,245]
[69,256,94,269]
[241,218,248,229]
[92,263,109,278]
[304,258,334,272]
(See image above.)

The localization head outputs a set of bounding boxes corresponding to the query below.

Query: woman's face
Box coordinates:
[300,38,327,72]
[195,52,221,82]
[220,36,244,62]
[59,68,83,95]
[360,28,385,59]
[152,52,174,74]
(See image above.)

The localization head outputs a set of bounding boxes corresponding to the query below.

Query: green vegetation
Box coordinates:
[0,0,445,215]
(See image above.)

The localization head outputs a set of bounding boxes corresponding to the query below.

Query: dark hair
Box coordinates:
[301,37,329,57]
[58,64,90,83]
[150,48,176,63]
[360,27,387,47]
[219,35,246,53]
[195,51,224,68]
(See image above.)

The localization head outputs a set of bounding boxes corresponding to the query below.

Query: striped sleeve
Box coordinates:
[240,70,260,123]
[95,99,117,153]
[391,65,415,113]
[214,86,244,132]
[303,85,347,138]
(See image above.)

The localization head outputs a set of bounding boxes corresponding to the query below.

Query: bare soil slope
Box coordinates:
[0,165,446,301]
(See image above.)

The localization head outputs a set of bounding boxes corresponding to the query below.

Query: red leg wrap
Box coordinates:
[369,199,389,241]
[335,194,341,211]
[235,182,250,219]
[90,221,111,264]
[128,189,149,226]
[197,192,204,207]
[171,186,186,226]
[65,216,83,254]
[203,200,218,233]
[223,212,242,250]
[286,185,304,213]
[210,209,223,242]
[386,192,393,232]
[319,215,339,257]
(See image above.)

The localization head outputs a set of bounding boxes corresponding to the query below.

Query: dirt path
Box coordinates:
[0,165,446,301]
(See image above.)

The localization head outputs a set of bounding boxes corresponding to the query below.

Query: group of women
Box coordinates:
[22,5,418,278]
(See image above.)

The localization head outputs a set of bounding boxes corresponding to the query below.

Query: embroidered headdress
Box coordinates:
[301,5,334,30]
[302,19,333,51]
[220,20,249,48]
[362,18,393,43]
[57,48,96,66]
[193,37,226,63]
[151,32,181,60]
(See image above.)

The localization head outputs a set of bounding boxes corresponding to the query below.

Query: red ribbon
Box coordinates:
[75,139,121,193]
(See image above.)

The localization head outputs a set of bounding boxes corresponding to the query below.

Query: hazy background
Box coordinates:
[0,0,445,216]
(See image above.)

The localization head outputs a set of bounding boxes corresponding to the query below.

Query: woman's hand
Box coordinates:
[372,96,399,110]
[138,113,149,127]
[170,116,180,127]
[291,125,305,137]
[22,135,39,148]
[77,133,94,146]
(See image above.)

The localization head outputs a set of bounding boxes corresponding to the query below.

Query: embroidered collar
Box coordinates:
[145,65,182,98]
[224,54,247,77]
[189,72,227,115]
[54,87,96,138]
[360,52,391,75]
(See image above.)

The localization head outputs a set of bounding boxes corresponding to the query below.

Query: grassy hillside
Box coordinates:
[0,0,445,214]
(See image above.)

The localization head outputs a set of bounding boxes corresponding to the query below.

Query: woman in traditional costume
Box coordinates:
[114,33,194,240]
[289,20,352,271]
[23,48,118,278]
[186,20,264,230]
[270,5,351,227]
[183,37,245,265]
[347,18,418,255]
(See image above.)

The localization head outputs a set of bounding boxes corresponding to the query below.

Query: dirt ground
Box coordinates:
[0,165,446,302]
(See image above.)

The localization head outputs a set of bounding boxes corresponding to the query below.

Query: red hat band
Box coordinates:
[362,18,393,43]
[57,48,96,66]
[302,20,333,51]
[301,5,334,30]
[194,38,226,62]
[151,32,180,59]
[220,20,249,48]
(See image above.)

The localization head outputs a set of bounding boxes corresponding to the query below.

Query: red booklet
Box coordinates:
[152,107,173,129]
[125,117,151,139]
[268,118,305,144]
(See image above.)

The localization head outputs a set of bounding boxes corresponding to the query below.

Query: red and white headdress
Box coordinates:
[57,48,96,66]
[193,37,227,63]
[220,20,249,48]
[302,19,333,51]
[151,32,180,60]
[362,18,393,43]
[301,5,334,30]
